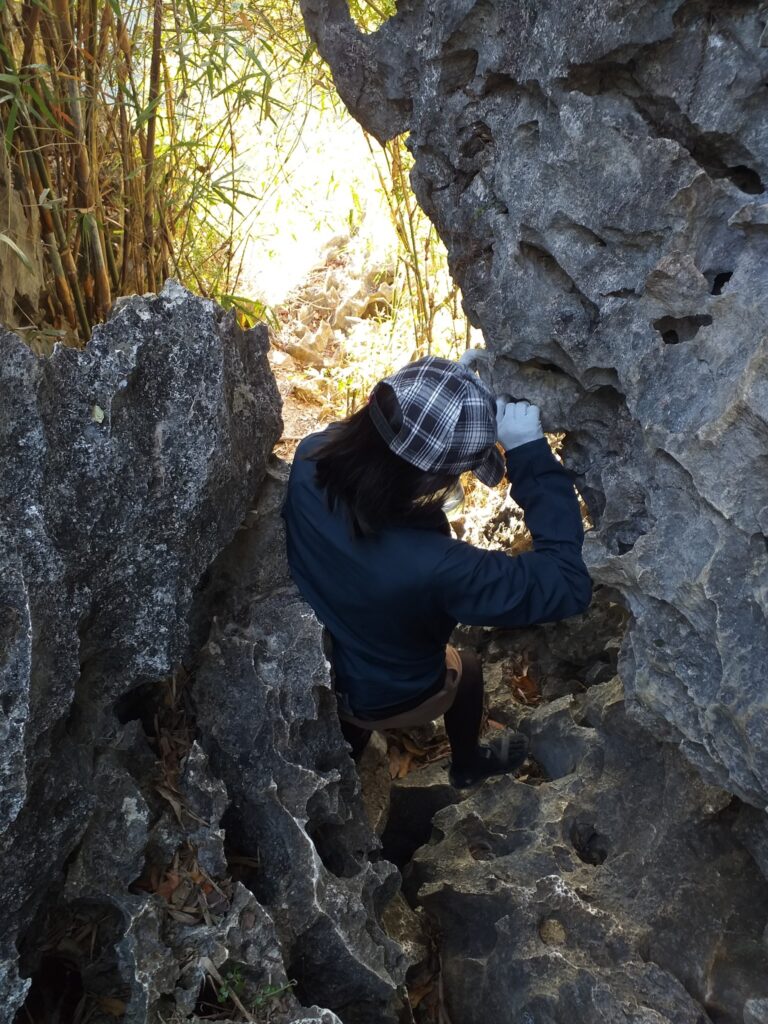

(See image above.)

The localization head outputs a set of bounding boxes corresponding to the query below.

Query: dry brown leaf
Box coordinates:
[388,747,401,779]
[486,719,505,730]
[511,673,540,703]
[401,736,427,756]
[97,997,127,1017]
[397,753,413,779]
[170,879,193,908]
[408,981,434,1008]
[166,907,199,924]
[156,784,184,825]
[156,871,180,901]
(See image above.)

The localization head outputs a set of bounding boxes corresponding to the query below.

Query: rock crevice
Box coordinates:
[299,0,768,808]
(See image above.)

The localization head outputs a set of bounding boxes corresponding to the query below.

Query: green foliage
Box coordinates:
[215,963,245,1004]
[0,0,464,362]
[215,962,296,1016]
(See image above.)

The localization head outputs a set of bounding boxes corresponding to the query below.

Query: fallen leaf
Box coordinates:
[165,908,199,924]
[401,736,427,757]
[511,673,540,703]
[397,753,413,779]
[388,747,401,779]
[91,404,105,424]
[156,871,180,900]
[97,997,126,1017]
[408,981,434,1008]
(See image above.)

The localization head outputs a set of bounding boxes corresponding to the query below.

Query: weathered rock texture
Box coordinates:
[0,283,402,1022]
[0,280,281,1016]
[300,0,768,805]
[191,467,407,1022]
[405,678,768,1024]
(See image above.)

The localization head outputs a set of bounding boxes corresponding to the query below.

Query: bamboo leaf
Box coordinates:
[0,233,33,271]
[134,92,163,130]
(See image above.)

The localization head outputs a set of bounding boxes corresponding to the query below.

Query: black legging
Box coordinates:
[340,649,485,767]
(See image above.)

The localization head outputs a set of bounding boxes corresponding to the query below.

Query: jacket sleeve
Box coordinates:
[435,437,592,627]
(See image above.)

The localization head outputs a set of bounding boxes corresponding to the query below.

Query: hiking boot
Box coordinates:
[448,731,529,789]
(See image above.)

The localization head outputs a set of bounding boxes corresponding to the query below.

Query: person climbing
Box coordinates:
[281,354,591,788]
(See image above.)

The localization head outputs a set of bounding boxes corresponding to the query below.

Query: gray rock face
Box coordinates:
[1,292,408,1022]
[0,282,282,1017]
[300,0,768,805]
[405,680,768,1024]
[192,467,407,1023]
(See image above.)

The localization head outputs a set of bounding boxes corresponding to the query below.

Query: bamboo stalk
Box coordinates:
[51,0,111,318]
[20,0,41,70]
[0,13,88,335]
[143,0,163,292]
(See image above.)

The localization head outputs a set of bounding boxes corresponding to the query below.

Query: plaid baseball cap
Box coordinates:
[368,356,505,486]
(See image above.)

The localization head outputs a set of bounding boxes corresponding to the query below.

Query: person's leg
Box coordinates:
[340,718,372,760]
[443,649,485,770]
[444,649,528,787]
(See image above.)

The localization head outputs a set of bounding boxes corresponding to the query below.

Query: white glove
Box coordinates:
[496,399,544,450]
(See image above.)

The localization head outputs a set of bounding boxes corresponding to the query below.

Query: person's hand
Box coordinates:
[496,399,544,450]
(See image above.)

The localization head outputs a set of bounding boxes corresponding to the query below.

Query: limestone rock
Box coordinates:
[300,0,768,806]
[0,281,282,1019]
[404,681,768,1023]
[192,467,408,1023]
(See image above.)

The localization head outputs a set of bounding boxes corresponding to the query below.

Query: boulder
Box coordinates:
[0,281,282,1018]
[191,465,408,1023]
[405,680,768,1023]
[0,281,410,1023]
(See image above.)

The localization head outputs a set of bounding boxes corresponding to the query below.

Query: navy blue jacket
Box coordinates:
[282,431,591,715]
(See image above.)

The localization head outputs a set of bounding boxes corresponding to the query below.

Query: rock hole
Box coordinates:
[2,692,14,715]
[440,49,479,93]
[458,816,530,861]
[653,314,713,344]
[526,358,568,375]
[570,821,609,865]
[460,121,493,159]
[381,800,445,870]
[709,271,733,295]
[726,165,764,195]
[482,71,519,95]
[113,679,159,729]
[223,815,273,904]
[305,820,362,879]
[14,954,86,1024]
[604,519,648,556]
[380,779,458,870]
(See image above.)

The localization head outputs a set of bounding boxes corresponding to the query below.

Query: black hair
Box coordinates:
[308,384,458,537]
